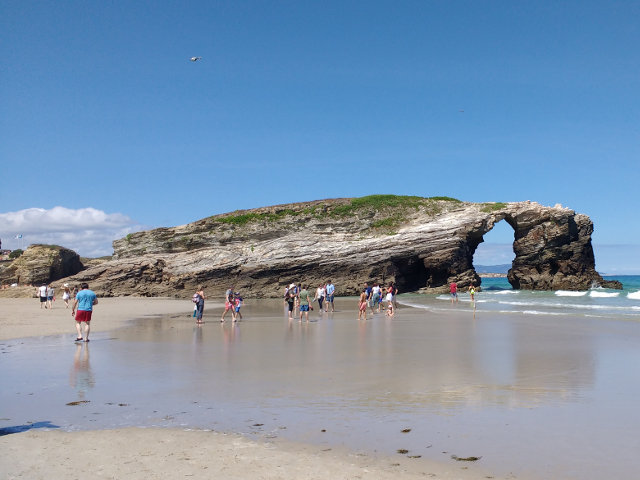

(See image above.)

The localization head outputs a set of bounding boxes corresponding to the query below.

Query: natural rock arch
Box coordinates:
[353,202,617,294]
[59,198,620,297]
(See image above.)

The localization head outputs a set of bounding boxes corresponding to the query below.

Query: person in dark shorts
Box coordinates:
[38,284,47,308]
[298,285,311,322]
[325,280,335,312]
[286,283,296,320]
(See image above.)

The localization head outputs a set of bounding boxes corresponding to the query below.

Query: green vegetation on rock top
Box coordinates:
[481,202,508,213]
[330,195,463,222]
[216,208,301,225]
[214,195,464,226]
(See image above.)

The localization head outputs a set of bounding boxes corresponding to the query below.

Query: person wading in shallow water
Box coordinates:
[325,280,335,312]
[285,284,297,320]
[221,286,236,322]
[358,288,368,321]
[298,285,312,323]
[71,283,98,342]
[450,281,458,304]
[313,283,325,312]
[194,286,205,324]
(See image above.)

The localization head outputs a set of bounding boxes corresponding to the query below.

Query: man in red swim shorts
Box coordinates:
[221,286,235,322]
[71,282,98,342]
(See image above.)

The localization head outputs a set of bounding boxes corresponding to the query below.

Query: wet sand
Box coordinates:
[2,297,640,479]
[0,296,202,341]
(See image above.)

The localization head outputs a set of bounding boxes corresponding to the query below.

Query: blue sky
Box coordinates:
[1,1,638,273]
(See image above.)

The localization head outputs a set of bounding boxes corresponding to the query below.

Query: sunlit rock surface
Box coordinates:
[0,245,83,286]
[60,197,619,297]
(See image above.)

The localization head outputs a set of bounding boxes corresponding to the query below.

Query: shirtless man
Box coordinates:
[358,289,367,321]
[221,286,235,322]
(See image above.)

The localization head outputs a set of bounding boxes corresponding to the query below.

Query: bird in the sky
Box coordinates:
[189,57,202,62]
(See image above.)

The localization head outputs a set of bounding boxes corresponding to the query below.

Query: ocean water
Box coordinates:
[401,275,640,321]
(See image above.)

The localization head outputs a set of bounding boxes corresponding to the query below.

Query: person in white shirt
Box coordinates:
[37,284,47,309]
[313,284,326,311]
[371,283,382,314]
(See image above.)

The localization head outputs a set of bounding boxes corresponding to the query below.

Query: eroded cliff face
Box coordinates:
[60,197,617,298]
[0,245,83,286]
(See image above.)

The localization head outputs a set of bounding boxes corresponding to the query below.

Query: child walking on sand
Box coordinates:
[63,283,71,308]
[385,285,394,317]
[234,293,243,321]
[358,289,367,321]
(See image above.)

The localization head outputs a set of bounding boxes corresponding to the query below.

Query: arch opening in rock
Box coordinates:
[472,219,516,288]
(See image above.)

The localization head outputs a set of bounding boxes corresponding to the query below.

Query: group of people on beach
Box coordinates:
[36,283,78,309]
[284,281,336,322]
[189,280,402,325]
[358,282,398,320]
[34,281,97,342]
[54,278,480,343]
[191,285,244,324]
[284,280,399,322]
[449,281,476,304]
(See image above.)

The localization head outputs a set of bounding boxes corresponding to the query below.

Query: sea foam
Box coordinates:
[628,291,640,300]
[589,291,620,298]
[555,290,587,297]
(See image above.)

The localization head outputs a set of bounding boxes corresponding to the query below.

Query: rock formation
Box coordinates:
[0,244,84,286]
[59,196,619,298]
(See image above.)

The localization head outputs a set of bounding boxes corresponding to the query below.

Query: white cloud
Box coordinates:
[0,207,146,257]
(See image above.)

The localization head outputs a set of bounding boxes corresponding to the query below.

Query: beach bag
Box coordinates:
[192,293,201,303]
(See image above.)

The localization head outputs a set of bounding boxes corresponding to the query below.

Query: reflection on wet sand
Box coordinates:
[2,298,640,480]
[69,342,94,400]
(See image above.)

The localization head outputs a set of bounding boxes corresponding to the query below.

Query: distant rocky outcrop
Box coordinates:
[475,264,511,274]
[0,244,84,286]
[58,196,620,298]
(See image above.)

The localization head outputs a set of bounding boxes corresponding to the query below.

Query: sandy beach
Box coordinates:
[3,294,640,479]
[1,297,495,480]
[0,296,197,341]
[1,427,484,480]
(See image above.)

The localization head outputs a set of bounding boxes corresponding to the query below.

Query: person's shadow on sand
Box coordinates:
[0,420,60,436]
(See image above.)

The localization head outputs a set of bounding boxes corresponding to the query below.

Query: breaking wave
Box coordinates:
[555,291,587,297]
[589,290,620,298]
